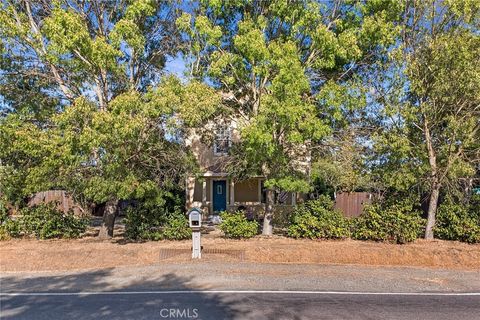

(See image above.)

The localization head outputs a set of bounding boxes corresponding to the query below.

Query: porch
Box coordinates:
[185,174,299,217]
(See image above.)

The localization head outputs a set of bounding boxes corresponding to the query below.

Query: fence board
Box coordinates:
[334,192,371,217]
[28,190,84,215]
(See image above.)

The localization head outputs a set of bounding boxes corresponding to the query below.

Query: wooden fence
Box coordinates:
[334,192,372,217]
[28,190,84,215]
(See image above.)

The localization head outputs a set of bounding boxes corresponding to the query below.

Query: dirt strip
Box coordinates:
[1,237,479,272]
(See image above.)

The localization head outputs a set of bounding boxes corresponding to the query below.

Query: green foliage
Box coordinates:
[468,195,480,221]
[369,1,480,238]
[0,1,181,113]
[0,227,10,241]
[314,194,335,210]
[10,203,89,239]
[312,130,372,193]
[0,199,15,240]
[351,202,425,244]
[160,215,192,241]
[181,0,404,200]
[435,203,480,244]
[2,219,20,238]
[287,198,350,239]
[0,197,8,224]
[0,80,208,208]
[219,211,259,239]
[124,203,191,241]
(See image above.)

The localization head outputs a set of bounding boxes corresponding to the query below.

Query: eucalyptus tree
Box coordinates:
[178,0,404,234]
[0,0,215,238]
[0,76,220,238]
[372,0,480,239]
[0,0,182,112]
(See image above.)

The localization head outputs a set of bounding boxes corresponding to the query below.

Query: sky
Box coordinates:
[164,55,188,80]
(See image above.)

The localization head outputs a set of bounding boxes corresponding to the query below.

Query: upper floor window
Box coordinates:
[214,125,231,155]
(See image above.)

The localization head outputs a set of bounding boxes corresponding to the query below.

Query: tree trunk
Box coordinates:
[423,118,439,240]
[98,199,118,239]
[462,178,474,205]
[425,182,440,240]
[262,189,274,235]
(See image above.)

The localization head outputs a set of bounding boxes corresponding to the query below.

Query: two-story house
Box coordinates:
[185,117,302,218]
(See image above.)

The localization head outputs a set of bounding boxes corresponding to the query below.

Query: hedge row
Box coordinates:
[0,203,89,240]
[286,196,480,244]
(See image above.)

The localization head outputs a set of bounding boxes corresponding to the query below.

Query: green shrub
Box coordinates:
[435,203,480,244]
[3,219,21,238]
[271,208,293,229]
[468,194,480,221]
[351,202,425,244]
[0,227,10,241]
[287,199,350,239]
[124,204,191,240]
[159,215,192,240]
[314,194,335,211]
[0,198,8,224]
[219,211,259,239]
[0,198,12,240]
[16,203,89,239]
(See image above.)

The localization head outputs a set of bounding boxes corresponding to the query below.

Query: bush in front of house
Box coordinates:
[434,202,480,244]
[219,211,259,239]
[0,198,8,224]
[11,203,89,239]
[350,201,425,244]
[0,198,10,240]
[287,197,350,239]
[160,215,192,240]
[468,194,480,221]
[124,204,191,241]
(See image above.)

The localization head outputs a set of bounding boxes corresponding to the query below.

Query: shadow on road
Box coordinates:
[2,267,479,320]
[0,269,245,319]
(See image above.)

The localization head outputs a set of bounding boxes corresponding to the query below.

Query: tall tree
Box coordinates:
[372,0,480,239]
[0,0,211,238]
[0,0,181,113]
[0,77,220,238]
[179,0,404,234]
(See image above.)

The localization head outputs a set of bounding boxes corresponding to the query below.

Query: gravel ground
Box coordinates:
[2,262,480,293]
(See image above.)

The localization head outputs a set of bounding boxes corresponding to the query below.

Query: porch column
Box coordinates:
[202,179,207,205]
[258,179,263,203]
[230,180,235,206]
[186,176,195,209]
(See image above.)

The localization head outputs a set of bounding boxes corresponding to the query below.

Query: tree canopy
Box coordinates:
[177,0,404,234]
[0,0,479,239]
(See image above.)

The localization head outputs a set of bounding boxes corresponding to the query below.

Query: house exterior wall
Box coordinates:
[234,178,260,202]
[193,179,203,202]
[185,118,241,173]
[185,116,308,216]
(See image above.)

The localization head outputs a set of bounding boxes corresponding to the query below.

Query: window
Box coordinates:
[214,125,231,155]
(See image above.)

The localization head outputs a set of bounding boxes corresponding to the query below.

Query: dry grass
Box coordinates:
[1,235,479,272]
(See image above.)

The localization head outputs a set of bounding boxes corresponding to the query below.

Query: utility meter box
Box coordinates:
[188,208,202,228]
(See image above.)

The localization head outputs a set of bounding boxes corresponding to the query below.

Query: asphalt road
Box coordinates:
[1,291,479,320]
[1,263,479,319]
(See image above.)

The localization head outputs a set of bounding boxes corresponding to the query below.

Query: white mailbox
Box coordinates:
[188,208,202,228]
[188,208,202,259]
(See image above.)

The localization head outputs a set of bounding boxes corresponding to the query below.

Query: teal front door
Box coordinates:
[213,180,227,212]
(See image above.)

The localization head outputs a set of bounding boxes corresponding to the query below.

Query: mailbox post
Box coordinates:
[188,208,202,259]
